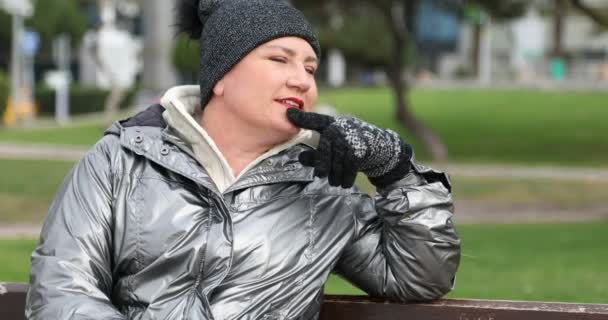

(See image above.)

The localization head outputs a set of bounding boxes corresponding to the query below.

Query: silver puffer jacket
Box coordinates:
[26,105,461,320]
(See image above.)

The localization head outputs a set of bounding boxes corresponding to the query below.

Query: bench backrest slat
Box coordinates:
[0,283,29,320]
[2,284,608,320]
[321,295,608,320]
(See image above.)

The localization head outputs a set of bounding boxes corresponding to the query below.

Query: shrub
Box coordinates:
[34,85,137,116]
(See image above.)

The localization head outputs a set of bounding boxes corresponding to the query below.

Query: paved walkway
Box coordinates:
[3,143,608,181]
[0,224,41,240]
[1,143,607,238]
[0,143,88,161]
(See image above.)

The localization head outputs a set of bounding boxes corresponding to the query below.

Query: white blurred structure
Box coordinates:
[511,8,546,82]
[327,48,346,87]
[0,0,32,16]
[95,28,141,89]
[79,0,142,90]
[48,35,71,125]
[439,3,608,83]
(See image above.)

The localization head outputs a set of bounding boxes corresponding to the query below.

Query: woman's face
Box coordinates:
[213,36,319,142]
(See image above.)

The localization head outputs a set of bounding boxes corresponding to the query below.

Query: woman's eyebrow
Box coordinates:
[265,45,318,64]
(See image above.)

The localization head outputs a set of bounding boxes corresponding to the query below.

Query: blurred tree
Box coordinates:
[0,0,86,70]
[295,0,449,160]
[463,1,527,77]
[26,0,87,60]
[571,0,608,29]
[550,0,568,58]
[172,34,200,83]
[0,11,11,71]
[537,0,608,59]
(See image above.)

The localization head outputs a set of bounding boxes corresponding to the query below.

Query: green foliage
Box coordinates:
[171,34,201,78]
[0,0,87,69]
[25,0,87,57]
[0,11,11,66]
[316,9,395,68]
[34,85,137,116]
[466,0,528,24]
[295,1,417,69]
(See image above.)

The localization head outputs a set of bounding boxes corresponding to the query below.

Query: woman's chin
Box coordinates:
[269,121,300,142]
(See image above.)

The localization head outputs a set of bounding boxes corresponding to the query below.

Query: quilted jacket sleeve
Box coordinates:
[335,159,461,302]
[26,136,126,320]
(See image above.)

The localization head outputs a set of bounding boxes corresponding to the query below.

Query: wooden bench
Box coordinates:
[2,282,608,319]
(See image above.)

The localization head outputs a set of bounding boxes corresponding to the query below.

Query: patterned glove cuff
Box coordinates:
[367,142,413,188]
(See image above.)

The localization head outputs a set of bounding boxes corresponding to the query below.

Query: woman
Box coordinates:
[26,0,460,319]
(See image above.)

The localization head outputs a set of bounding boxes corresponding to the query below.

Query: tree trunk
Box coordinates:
[551,0,567,58]
[380,0,447,161]
[472,23,482,78]
[104,85,126,124]
[387,68,447,161]
[571,0,608,29]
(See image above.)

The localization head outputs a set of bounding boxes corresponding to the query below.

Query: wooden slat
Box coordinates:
[320,295,608,320]
[0,283,28,320]
[2,283,608,320]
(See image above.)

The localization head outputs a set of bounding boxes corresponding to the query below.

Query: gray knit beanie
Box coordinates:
[175,0,321,109]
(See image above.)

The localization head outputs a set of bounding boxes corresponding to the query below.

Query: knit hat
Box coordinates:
[175,0,321,109]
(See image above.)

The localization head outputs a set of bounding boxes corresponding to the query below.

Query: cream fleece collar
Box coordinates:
[160,85,318,193]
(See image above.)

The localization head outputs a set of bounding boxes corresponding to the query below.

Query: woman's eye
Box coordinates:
[270,57,287,63]
[306,68,316,75]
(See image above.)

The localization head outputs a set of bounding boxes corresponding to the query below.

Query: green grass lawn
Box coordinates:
[0,159,75,223]
[4,223,607,303]
[0,122,105,146]
[320,88,608,166]
[325,223,608,304]
[1,88,607,166]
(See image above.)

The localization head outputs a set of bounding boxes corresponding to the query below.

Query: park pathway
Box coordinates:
[1,143,607,238]
[3,142,608,181]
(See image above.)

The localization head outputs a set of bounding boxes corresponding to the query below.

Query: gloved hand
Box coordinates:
[287,108,412,188]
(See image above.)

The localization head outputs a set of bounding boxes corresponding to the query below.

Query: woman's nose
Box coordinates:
[286,69,312,92]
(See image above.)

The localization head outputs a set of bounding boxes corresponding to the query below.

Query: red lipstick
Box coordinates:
[275,97,304,110]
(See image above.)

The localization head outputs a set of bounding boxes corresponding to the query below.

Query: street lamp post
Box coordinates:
[10,15,24,120]
[1,0,35,127]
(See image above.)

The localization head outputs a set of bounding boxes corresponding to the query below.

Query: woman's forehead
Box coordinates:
[258,37,318,61]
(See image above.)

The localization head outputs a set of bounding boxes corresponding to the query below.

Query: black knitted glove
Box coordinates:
[287,108,412,188]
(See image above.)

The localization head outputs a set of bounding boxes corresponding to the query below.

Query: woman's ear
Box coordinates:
[213,80,224,96]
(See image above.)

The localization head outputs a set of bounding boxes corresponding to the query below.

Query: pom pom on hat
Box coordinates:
[175,0,220,39]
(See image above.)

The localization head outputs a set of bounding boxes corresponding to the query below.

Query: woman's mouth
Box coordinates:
[275,98,304,110]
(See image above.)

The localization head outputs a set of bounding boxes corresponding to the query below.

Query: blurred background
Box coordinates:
[0,0,607,304]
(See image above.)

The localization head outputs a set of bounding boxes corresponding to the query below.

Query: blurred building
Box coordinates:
[438,1,608,83]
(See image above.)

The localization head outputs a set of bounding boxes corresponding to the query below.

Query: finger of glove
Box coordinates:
[298,150,316,167]
[286,108,335,132]
[341,148,359,189]
[329,142,346,187]
[314,134,332,178]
